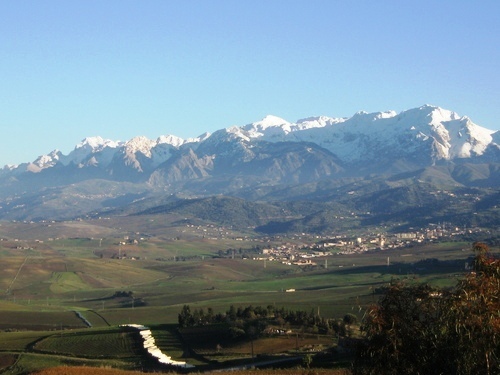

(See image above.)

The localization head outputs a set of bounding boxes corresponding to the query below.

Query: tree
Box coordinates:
[178,305,194,328]
[303,354,313,368]
[343,313,358,326]
[355,282,447,374]
[442,243,500,374]
[206,307,214,323]
[354,243,499,375]
[227,305,237,321]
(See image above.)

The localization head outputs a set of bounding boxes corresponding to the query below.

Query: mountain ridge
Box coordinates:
[3,104,497,173]
[0,104,498,234]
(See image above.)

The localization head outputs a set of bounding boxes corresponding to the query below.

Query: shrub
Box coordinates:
[354,243,499,375]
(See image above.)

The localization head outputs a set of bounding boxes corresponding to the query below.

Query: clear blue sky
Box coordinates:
[1,0,499,166]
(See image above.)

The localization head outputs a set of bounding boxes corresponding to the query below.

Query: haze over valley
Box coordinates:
[1,105,498,237]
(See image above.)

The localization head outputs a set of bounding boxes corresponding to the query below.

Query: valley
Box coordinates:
[0,215,494,373]
[0,105,498,373]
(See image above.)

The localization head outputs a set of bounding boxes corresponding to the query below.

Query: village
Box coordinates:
[83,219,488,264]
[250,223,485,267]
[0,217,487,266]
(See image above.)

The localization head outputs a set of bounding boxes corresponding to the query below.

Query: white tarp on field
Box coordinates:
[121,324,194,368]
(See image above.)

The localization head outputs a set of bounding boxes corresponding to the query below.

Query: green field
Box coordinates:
[0,227,494,374]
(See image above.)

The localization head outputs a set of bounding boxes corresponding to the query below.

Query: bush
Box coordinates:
[343,313,357,326]
[354,243,499,375]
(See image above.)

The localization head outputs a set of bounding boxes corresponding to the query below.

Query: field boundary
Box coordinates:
[5,256,29,295]
[86,310,111,326]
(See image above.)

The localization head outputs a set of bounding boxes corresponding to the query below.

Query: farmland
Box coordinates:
[0,218,493,374]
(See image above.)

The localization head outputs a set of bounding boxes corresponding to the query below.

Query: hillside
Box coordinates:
[0,105,498,235]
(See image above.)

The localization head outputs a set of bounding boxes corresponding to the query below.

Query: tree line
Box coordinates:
[178,303,358,339]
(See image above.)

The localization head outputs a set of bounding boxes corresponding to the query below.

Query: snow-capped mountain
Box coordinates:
[240,105,496,163]
[0,104,498,226]
[62,136,122,167]
[1,105,498,187]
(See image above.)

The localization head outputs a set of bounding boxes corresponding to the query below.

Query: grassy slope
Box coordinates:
[0,232,491,374]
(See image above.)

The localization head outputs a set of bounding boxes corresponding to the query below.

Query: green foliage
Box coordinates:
[303,353,313,368]
[178,304,344,339]
[112,291,133,298]
[178,305,193,328]
[443,243,500,375]
[343,313,357,326]
[354,243,499,375]
[142,195,286,229]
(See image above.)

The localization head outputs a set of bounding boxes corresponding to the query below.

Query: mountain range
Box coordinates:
[1,104,499,234]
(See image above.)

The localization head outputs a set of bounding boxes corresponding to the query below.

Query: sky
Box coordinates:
[1,0,499,167]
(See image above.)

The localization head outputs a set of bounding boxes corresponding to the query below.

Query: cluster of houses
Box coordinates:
[2,218,487,266]
[254,224,485,265]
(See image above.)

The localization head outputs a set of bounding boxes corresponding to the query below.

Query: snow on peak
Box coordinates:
[449,117,495,158]
[242,115,293,139]
[76,136,120,150]
[4,104,497,173]
[390,105,493,159]
[401,104,459,125]
[191,132,211,143]
[125,136,157,157]
[77,136,104,148]
[225,126,252,142]
[351,110,397,122]
[354,110,369,116]
[377,110,398,119]
[25,150,62,172]
[61,136,121,167]
[419,103,438,110]
[35,150,60,165]
[254,115,290,129]
[156,134,185,147]
[428,107,460,126]
[199,127,252,152]
[295,116,346,131]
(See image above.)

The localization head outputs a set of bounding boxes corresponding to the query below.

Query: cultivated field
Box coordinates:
[0,219,491,374]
